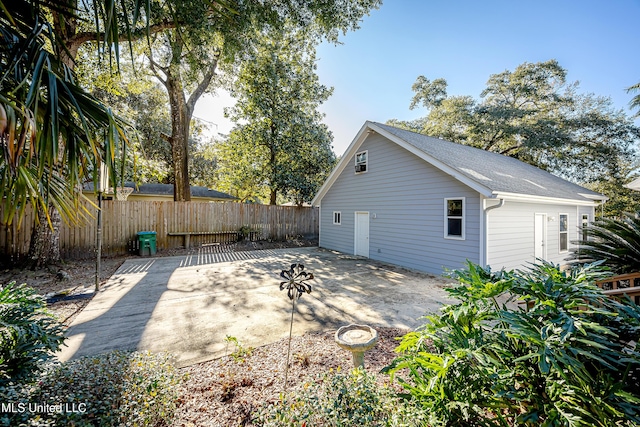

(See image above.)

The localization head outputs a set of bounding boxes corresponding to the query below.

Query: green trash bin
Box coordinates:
[137,231,157,256]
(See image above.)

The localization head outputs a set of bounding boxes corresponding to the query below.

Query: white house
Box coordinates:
[312,121,607,275]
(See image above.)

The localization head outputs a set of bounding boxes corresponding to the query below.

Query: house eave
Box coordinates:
[312,122,373,205]
[311,121,495,205]
[624,177,640,191]
[493,191,605,206]
[368,122,495,197]
[311,121,608,207]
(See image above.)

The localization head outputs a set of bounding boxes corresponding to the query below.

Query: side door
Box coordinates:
[354,212,370,258]
[534,213,547,261]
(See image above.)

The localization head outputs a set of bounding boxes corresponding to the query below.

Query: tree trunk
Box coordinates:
[52,1,79,68]
[167,71,192,202]
[269,125,277,205]
[27,208,62,268]
[163,35,192,202]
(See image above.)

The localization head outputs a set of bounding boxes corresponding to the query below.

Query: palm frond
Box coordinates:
[0,0,131,227]
[627,82,640,118]
[570,214,640,273]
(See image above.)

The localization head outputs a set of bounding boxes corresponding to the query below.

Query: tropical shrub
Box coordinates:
[255,367,429,426]
[21,351,183,427]
[385,261,640,427]
[571,213,640,274]
[0,282,65,384]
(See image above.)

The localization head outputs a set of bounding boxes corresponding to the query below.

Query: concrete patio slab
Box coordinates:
[58,247,455,367]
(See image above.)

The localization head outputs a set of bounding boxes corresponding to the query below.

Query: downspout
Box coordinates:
[483,198,505,267]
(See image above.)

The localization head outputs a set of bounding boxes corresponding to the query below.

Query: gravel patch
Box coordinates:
[172,327,408,426]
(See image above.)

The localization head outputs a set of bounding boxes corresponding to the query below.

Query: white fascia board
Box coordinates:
[578,192,609,202]
[367,122,495,198]
[311,122,372,206]
[493,191,604,206]
[624,177,640,191]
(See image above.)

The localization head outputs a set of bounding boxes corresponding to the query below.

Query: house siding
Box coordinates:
[319,133,480,274]
[487,201,587,271]
[577,205,596,244]
[578,206,595,225]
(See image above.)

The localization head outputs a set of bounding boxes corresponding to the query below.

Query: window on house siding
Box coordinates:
[445,198,465,239]
[355,150,367,173]
[581,214,589,241]
[559,213,568,252]
[333,211,341,225]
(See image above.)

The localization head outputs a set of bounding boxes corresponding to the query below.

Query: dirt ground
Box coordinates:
[0,237,318,325]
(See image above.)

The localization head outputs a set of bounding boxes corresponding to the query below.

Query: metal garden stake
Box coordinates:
[279,263,314,392]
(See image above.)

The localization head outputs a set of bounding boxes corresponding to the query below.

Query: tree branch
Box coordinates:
[160,132,172,144]
[500,143,521,156]
[67,20,176,52]
[147,55,168,86]
[186,52,220,115]
[483,128,504,151]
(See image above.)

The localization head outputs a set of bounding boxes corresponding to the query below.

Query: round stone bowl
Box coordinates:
[335,324,378,368]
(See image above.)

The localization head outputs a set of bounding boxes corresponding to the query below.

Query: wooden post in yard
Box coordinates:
[95,163,108,291]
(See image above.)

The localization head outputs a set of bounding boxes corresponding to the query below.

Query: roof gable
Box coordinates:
[312,121,605,205]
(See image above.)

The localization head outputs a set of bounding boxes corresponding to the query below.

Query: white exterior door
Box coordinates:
[354,212,369,257]
[534,213,547,261]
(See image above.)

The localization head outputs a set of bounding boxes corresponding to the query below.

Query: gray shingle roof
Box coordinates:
[373,122,605,202]
[83,182,236,200]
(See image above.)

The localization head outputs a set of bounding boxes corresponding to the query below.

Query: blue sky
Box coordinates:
[194,0,640,155]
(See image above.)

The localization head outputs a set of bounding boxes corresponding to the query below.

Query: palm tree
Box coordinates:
[571,214,640,274]
[629,82,640,118]
[0,0,149,265]
[0,1,136,228]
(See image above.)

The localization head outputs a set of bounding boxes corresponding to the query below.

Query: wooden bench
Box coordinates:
[596,272,640,304]
[167,231,240,249]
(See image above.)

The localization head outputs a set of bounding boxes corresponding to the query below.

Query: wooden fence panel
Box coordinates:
[0,202,319,262]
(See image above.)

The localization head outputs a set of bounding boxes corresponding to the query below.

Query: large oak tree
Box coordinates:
[389,60,640,216]
[139,0,379,201]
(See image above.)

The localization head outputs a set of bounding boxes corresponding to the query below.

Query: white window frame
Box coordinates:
[559,213,569,253]
[355,150,368,174]
[444,197,466,240]
[333,211,342,225]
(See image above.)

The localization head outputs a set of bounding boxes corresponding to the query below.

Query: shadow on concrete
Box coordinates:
[59,247,454,367]
[61,257,186,361]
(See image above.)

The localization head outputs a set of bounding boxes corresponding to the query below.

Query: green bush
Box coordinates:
[385,261,640,427]
[21,351,183,427]
[571,213,640,274]
[0,282,65,384]
[255,367,429,427]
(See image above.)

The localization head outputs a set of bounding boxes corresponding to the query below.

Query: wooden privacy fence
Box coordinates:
[0,201,319,261]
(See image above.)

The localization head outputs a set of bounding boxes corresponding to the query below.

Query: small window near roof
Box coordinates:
[333,211,341,225]
[559,213,568,252]
[355,150,367,173]
[445,198,465,240]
